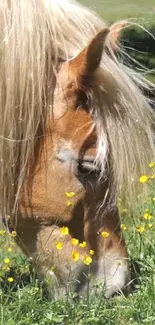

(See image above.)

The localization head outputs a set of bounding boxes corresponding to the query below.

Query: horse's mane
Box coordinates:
[0,0,155,216]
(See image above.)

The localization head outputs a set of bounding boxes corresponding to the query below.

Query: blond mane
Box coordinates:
[0,0,155,216]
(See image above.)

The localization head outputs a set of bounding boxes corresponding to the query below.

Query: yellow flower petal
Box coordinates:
[101,231,109,238]
[0,229,6,235]
[120,224,127,231]
[139,175,148,183]
[90,249,95,256]
[148,223,153,228]
[7,247,13,253]
[83,254,92,266]
[56,242,63,250]
[10,231,17,237]
[60,226,69,235]
[136,226,145,233]
[143,213,152,220]
[3,266,10,271]
[71,238,79,246]
[149,162,155,168]
[66,201,75,207]
[7,277,14,283]
[71,250,80,261]
[65,192,76,198]
[79,241,87,248]
[4,258,10,264]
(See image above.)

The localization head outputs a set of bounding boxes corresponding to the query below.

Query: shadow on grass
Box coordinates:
[0,258,143,299]
[0,265,37,292]
[129,259,142,292]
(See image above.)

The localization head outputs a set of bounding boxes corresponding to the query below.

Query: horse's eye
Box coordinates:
[77,99,83,109]
[76,91,90,111]
[77,163,90,175]
[77,159,99,178]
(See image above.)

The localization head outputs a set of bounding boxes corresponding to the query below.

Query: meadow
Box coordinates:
[0,1,155,325]
[80,0,155,24]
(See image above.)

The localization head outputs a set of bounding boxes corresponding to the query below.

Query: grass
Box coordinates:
[0,176,155,324]
[79,0,155,24]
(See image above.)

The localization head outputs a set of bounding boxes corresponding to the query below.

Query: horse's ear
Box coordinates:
[109,21,128,50]
[70,28,109,77]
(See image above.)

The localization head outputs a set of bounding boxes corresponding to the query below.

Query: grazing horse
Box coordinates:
[0,0,155,299]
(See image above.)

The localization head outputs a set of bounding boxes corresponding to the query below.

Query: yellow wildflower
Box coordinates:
[90,249,95,256]
[2,266,10,272]
[56,242,63,250]
[4,258,10,264]
[60,226,69,235]
[101,231,109,238]
[83,254,92,266]
[148,223,153,228]
[139,175,148,183]
[136,226,145,233]
[121,224,127,231]
[143,213,152,220]
[71,250,80,262]
[79,241,87,248]
[71,238,79,246]
[65,192,76,198]
[152,198,155,201]
[7,247,13,253]
[66,201,74,207]
[7,277,14,283]
[149,162,155,168]
[10,231,17,237]
[0,229,6,235]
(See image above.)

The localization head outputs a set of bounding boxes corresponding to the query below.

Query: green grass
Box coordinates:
[79,0,155,24]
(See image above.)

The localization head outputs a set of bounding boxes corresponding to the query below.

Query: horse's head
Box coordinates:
[19,28,129,298]
[1,0,154,300]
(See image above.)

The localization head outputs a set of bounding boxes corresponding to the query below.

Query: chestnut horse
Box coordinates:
[0,0,155,299]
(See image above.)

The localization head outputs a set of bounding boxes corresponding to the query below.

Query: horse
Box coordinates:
[0,0,155,299]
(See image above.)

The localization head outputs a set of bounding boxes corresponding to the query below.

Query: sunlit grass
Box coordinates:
[79,0,155,24]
